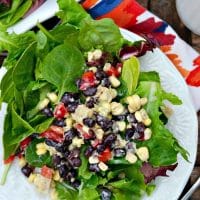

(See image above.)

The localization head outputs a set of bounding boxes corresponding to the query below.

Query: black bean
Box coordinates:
[101,78,111,87]
[96,115,113,131]
[113,114,126,121]
[21,165,33,177]
[84,146,94,158]
[53,119,66,127]
[114,148,126,158]
[45,139,58,147]
[30,133,39,139]
[83,86,97,96]
[103,134,117,146]
[125,128,135,140]
[69,157,82,168]
[68,148,80,160]
[65,170,76,182]
[71,180,81,189]
[127,113,137,123]
[95,70,107,80]
[61,92,79,105]
[55,144,68,154]
[83,117,96,127]
[58,165,69,178]
[86,97,98,108]
[42,107,53,117]
[64,128,77,141]
[136,122,145,133]
[96,144,106,154]
[101,188,112,200]
[53,155,62,167]
[67,102,79,113]
[89,164,100,172]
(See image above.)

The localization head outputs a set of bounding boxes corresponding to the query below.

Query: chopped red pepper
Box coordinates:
[20,137,32,150]
[54,103,68,119]
[4,155,15,164]
[98,148,112,163]
[80,71,96,90]
[106,66,120,77]
[41,125,64,143]
[41,166,53,179]
[91,139,101,148]
[75,124,93,139]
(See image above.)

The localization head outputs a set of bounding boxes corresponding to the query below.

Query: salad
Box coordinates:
[0,0,46,29]
[0,0,188,199]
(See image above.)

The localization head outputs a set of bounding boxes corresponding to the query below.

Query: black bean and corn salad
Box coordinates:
[0,1,188,199]
[6,48,184,200]
[17,49,152,194]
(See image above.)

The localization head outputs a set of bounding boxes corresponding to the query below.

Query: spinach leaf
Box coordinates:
[25,138,52,167]
[121,57,140,96]
[3,105,18,160]
[50,24,79,44]
[57,0,91,26]
[78,18,124,53]
[12,41,36,90]
[78,147,92,180]
[41,43,85,97]
[8,104,35,146]
[0,31,36,69]
[0,67,14,105]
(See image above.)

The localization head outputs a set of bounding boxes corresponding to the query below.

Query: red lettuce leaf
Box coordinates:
[0,0,11,6]
[24,0,46,18]
[140,162,178,184]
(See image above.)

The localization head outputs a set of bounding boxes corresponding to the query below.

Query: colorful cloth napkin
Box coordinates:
[80,0,200,111]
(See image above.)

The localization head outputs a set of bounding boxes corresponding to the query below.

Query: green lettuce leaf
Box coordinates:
[135,81,188,166]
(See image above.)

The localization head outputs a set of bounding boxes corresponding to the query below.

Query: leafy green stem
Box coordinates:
[0,164,11,185]
[37,22,57,42]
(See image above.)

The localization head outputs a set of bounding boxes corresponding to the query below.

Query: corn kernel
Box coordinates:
[36,143,46,150]
[19,157,26,167]
[144,128,152,140]
[98,162,108,171]
[109,76,121,88]
[36,148,47,156]
[116,121,126,132]
[143,118,152,126]
[89,67,97,73]
[95,128,104,140]
[136,147,149,162]
[135,111,143,122]
[28,173,36,183]
[111,102,125,116]
[125,152,138,164]
[103,63,111,71]
[47,92,58,103]
[89,156,99,164]
[53,170,60,181]
[72,137,84,148]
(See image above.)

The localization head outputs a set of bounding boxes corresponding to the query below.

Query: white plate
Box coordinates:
[0,29,198,200]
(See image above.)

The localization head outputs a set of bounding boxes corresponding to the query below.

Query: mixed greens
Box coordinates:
[0,0,46,29]
[0,0,188,199]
